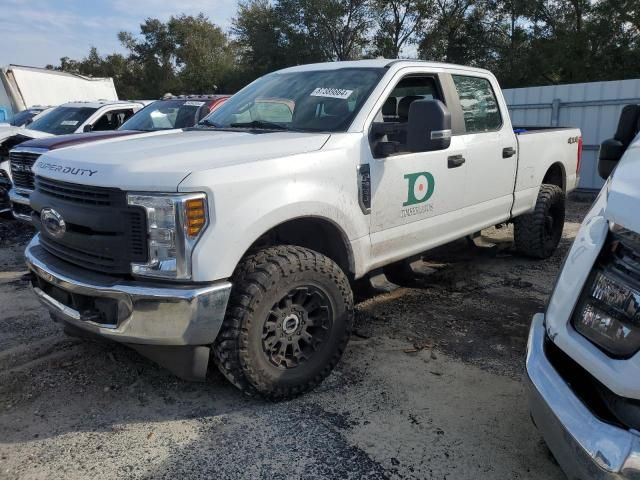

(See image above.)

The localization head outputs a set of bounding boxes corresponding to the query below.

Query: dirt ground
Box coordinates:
[0,198,592,480]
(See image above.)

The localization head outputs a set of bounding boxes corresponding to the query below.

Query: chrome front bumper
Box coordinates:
[526,313,640,479]
[25,235,232,346]
[9,187,32,222]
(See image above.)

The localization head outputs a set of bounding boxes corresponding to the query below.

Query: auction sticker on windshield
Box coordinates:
[60,120,79,126]
[184,101,205,107]
[310,88,353,100]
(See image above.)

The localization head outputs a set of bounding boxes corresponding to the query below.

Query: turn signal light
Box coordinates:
[186,198,206,237]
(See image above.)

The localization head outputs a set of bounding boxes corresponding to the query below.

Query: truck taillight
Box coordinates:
[577,136,583,174]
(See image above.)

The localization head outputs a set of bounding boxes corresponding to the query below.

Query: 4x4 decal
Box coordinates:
[403,172,435,206]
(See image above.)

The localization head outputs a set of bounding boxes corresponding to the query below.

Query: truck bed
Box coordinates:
[510,126,581,217]
[513,126,577,135]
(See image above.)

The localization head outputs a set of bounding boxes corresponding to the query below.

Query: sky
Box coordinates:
[0,0,239,68]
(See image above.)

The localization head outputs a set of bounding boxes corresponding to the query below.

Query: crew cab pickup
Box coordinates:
[8,95,229,221]
[527,105,640,479]
[24,60,582,399]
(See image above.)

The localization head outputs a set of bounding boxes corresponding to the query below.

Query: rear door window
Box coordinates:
[451,75,502,133]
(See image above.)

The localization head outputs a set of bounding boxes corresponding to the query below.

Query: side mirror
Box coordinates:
[598,138,625,179]
[407,99,451,153]
[83,124,93,133]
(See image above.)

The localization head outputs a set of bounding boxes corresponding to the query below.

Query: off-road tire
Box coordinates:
[212,245,354,399]
[514,184,565,259]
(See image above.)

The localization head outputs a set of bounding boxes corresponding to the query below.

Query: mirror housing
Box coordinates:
[407,99,451,153]
[83,124,93,133]
[598,138,625,179]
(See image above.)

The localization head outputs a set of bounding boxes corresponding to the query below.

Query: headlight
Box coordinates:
[572,222,640,357]
[127,192,208,280]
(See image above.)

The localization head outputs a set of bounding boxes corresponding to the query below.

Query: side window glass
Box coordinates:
[92,109,133,131]
[451,75,502,133]
[371,75,441,156]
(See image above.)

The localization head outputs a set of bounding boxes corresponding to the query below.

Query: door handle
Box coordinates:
[503,147,516,158]
[448,155,466,168]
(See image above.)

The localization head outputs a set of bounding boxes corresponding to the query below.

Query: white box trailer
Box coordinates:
[0,65,118,121]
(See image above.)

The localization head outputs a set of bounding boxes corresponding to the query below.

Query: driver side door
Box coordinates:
[365,71,467,267]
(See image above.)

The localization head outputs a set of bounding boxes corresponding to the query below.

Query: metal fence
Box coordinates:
[503,79,640,190]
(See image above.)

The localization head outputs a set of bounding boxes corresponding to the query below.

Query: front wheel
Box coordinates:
[213,245,354,399]
[514,184,565,259]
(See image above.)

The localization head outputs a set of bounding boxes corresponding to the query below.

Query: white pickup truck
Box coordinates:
[24,60,581,398]
[527,105,640,479]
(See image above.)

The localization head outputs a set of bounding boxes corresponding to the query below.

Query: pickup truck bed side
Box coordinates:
[512,127,580,218]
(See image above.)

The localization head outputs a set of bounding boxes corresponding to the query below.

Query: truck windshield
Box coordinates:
[201,68,385,132]
[26,106,97,135]
[121,100,208,131]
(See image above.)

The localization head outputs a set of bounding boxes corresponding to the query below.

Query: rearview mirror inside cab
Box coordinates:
[407,99,451,153]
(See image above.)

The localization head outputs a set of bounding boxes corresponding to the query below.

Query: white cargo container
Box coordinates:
[0,65,118,120]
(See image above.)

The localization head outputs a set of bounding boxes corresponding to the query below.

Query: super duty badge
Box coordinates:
[37,162,97,177]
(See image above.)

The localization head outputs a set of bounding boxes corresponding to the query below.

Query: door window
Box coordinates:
[371,75,442,155]
[451,75,502,133]
[92,109,135,131]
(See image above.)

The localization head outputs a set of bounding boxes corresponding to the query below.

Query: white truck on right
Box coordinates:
[527,105,640,479]
[24,60,581,399]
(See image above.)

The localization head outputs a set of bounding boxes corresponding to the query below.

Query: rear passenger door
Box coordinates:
[450,74,517,224]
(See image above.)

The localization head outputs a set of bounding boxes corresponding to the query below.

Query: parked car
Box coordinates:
[7,106,54,127]
[8,95,229,221]
[527,105,640,479]
[24,59,581,399]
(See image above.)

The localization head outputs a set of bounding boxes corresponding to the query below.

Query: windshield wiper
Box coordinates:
[229,120,288,131]
[198,119,224,128]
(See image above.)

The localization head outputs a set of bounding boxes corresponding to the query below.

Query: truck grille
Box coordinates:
[9,150,42,190]
[37,177,113,206]
[31,177,148,275]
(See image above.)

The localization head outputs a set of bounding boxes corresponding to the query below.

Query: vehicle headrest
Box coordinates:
[398,96,422,120]
[382,97,397,116]
[614,104,640,147]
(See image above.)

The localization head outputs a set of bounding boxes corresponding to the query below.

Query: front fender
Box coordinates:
[180,150,369,282]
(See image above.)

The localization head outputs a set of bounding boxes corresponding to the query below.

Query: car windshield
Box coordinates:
[26,106,97,135]
[10,109,40,127]
[200,68,385,132]
[120,99,209,131]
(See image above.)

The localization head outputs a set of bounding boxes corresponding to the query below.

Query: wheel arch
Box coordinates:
[246,216,355,277]
[542,162,566,191]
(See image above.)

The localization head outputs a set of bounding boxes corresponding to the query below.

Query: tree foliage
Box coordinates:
[48,1,640,98]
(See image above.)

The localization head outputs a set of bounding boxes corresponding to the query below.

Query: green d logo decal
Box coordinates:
[403,172,435,206]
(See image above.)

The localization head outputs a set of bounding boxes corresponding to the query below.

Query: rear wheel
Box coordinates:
[213,245,353,399]
[514,184,565,259]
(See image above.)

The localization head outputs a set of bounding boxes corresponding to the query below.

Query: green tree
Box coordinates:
[169,14,235,93]
[278,0,372,60]
[369,0,432,58]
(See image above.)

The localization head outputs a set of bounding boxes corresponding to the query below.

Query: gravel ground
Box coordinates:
[0,198,593,480]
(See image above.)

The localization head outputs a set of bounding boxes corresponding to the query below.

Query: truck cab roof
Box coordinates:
[278,59,493,77]
[58,100,145,109]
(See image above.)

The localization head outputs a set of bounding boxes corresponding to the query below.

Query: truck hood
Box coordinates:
[0,126,53,143]
[16,130,143,151]
[32,129,331,190]
[606,139,640,233]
